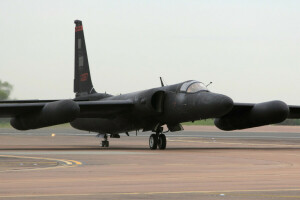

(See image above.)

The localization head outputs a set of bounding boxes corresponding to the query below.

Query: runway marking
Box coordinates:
[0,155,82,172]
[2,188,300,198]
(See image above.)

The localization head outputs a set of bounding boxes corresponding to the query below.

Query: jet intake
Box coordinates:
[11,100,80,130]
[214,100,289,131]
[134,90,165,116]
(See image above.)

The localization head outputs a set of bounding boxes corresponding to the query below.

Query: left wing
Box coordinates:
[227,102,300,119]
[215,101,300,131]
[287,105,300,118]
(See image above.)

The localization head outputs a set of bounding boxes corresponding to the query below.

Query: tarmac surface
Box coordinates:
[1,125,300,199]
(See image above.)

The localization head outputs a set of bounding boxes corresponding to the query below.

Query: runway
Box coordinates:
[1,125,300,199]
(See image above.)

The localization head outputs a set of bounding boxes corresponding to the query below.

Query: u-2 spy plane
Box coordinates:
[1,20,300,150]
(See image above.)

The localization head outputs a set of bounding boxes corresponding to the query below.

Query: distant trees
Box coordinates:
[0,80,13,100]
[277,119,300,126]
[0,80,13,124]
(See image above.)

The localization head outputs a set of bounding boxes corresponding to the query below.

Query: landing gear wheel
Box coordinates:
[149,134,158,150]
[158,134,167,150]
[102,140,109,147]
[101,134,109,147]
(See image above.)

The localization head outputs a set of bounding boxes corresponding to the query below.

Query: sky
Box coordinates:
[1,0,300,104]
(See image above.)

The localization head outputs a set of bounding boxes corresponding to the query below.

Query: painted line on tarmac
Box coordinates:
[0,155,82,172]
[2,188,300,198]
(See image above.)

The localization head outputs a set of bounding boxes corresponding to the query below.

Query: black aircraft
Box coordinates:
[1,20,300,149]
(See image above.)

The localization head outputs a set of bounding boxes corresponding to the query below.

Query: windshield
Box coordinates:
[180,81,208,93]
[187,82,208,93]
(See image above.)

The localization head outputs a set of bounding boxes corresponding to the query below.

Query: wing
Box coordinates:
[285,105,300,119]
[77,100,134,118]
[0,99,134,118]
[225,103,300,119]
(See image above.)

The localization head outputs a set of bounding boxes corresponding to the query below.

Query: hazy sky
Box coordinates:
[1,0,300,104]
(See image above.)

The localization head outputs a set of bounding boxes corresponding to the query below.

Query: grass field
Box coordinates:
[182,119,214,126]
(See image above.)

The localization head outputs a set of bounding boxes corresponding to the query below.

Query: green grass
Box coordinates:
[0,118,11,128]
[182,119,215,126]
[0,123,12,128]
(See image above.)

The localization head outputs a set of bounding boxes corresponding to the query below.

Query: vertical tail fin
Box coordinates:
[74,20,96,97]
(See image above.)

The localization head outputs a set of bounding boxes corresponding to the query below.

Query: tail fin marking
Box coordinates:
[74,20,96,97]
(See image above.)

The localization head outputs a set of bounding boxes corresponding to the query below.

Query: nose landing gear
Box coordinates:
[149,127,167,150]
[98,134,109,147]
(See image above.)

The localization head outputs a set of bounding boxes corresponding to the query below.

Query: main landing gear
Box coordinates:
[149,127,167,150]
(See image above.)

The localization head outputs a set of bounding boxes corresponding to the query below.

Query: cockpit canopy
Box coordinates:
[180,81,209,93]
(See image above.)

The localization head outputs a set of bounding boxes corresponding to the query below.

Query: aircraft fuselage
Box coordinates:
[70,81,233,134]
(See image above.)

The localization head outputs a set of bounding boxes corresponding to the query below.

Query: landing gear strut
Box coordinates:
[149,127,167,150]
[101,134,109,147]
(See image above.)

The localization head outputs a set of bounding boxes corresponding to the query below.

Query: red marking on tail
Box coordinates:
[80,73,88,82]
[75,26,83,32]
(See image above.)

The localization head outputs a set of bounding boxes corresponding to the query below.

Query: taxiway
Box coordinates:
[1,125,300,199]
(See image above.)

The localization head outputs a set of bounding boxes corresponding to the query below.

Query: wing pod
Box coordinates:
[10,100,80,130]
[214,100,289,131]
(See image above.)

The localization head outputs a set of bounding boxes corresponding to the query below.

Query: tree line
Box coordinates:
[0,80,13,124]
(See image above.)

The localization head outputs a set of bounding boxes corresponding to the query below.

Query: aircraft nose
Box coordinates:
[217,94,234,116]
[196,92,233,118]
[218,94,233,113]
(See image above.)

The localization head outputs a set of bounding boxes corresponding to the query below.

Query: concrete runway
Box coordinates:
[1,126,300,199]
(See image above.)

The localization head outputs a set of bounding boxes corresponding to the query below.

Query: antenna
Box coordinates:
[160,77,165,87]
[206,82,213,87]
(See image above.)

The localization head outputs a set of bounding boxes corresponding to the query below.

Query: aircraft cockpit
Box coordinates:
[180,81,209,93]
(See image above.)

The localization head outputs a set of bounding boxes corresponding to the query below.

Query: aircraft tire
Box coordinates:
[102,141,109,147]
[149,134,158,150]
[158,134,167,150]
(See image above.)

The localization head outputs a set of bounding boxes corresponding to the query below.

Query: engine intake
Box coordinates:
[133,90,165,117]
[214,100,289,131]
[11,100,80,130]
